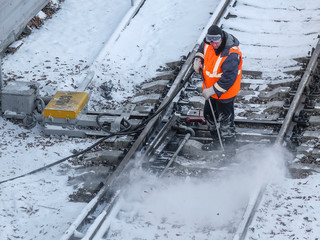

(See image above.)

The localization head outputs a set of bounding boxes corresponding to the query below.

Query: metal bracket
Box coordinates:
[110,104,136,132]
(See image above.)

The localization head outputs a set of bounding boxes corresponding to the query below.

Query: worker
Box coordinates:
[193,24,243,152]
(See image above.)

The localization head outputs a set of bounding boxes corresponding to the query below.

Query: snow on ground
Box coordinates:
[1,0,320,239]
[247,175,320,239]
[0,164,84,240]
[2,0,130,97]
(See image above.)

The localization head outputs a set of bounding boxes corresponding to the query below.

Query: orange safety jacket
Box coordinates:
[202,43,243,100]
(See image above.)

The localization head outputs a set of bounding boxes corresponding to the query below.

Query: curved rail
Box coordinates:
[60,0,320,239]
[60,1,232,239]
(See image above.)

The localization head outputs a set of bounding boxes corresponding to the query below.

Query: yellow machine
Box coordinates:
[43,91,88,119]
[1,82,143,137]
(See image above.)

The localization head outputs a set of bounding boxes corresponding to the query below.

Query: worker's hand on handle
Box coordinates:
[193,57,202,73]
[202,87,215,100]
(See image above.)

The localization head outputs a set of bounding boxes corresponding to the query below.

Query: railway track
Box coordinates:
[55,0,320,239]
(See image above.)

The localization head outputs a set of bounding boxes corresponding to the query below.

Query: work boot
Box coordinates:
[219,116,236,156]
[219,114,235,138]
[220,121,235,136]
[223,136,237,157]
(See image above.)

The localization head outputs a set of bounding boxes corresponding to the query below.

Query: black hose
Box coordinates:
[0,133,116,185]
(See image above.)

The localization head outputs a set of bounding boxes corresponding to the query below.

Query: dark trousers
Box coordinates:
[203,97,235,139]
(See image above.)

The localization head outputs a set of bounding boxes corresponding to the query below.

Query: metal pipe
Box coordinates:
[176,124,196,137]
[200,71,225,153]
[159,133,191,178]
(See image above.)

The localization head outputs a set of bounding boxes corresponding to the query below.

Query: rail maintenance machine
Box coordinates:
[0,77,153,138]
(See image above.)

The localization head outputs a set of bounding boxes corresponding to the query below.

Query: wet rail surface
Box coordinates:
[59,0,320,239]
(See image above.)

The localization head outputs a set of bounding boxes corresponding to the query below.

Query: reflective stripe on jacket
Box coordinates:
[202,43,242,100]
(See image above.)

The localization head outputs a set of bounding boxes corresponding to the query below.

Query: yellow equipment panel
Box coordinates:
[43,91,88,119]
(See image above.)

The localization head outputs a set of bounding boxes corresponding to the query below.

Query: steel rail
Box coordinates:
[276,38,320,145]
[62,0,320,237]
[64,0,320,238]
[63,54,196,239]
[141,114,179,159]
[233,39,320,240]
[61,52,195,240]
[80,191,120,240]
[232,184,266,240]
[60,0,233,238]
